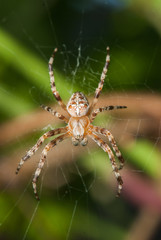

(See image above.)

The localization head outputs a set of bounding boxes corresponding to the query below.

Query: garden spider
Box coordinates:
[16,47,127,200]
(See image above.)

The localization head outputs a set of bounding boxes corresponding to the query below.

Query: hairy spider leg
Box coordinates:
[41,104,69,123]
[32,133,69,200]
[89,132,123,196]
[90,105,127,122]
[16,127,67,174]
[92,126,125,169]
[89,47,110,114]
[49,48,69,113]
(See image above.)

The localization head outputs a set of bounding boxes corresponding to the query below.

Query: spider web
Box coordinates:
[0,1,161,240]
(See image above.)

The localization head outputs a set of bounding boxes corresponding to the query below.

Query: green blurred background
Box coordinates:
[0,0,161,239]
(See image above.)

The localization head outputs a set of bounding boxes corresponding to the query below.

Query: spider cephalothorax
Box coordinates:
[16,47,127,200]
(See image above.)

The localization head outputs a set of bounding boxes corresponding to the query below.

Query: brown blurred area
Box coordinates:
[0,92,161,180]
[0,92,161,240]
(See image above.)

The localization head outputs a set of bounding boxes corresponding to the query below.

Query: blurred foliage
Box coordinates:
[0,0,161,240]
[0,0,161,121]
[0,194,126,240]
[0,29,78,122]
[125,140,161,179]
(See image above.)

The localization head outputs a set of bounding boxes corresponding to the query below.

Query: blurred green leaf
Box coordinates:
[125,140,161,178]
[0,29,79,119]
[0,84,33,117]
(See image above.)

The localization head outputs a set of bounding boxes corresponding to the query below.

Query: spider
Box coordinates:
[16,47,127,200]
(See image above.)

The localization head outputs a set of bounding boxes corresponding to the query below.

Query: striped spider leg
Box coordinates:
[41,104,68,123]
[88,46,127,120]
[32,133,69,200]
[88,132,123,196]
[90,105,127,122]
[16,127,67,175]
[92,126,125,170]
[49,48,69,114]
[16,127,69,200]
[88,47,110,115]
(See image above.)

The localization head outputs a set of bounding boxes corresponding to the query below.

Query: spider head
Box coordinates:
[67,92,89,117]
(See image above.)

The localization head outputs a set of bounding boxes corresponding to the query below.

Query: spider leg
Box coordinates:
[89,132,123,196]
[41,104,69,123]
[90,105,127,122]
[92,126,125,169]
[32,133,69,200]
[16,127,67,174]
[88,47,110,115]
[49,48,69,114]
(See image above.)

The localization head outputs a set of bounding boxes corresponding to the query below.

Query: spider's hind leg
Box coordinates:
[89,132,123,196]
[92,126,125,170]
[32,133,69,200]
[16,127,67,174]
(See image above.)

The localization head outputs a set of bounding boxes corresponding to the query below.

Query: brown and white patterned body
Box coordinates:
[67,92,90,145]
[16,47,127,200]
[67,92,89,117]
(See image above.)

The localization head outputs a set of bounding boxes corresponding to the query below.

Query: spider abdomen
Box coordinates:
[67,92,89,117]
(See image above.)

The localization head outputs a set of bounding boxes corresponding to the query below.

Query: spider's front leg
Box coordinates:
[89,132,123,196]
[88,47,110,114]
[16,127,67,174]
[49,48,69,114]
[32,133,69,200]
[92,126,125,169]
